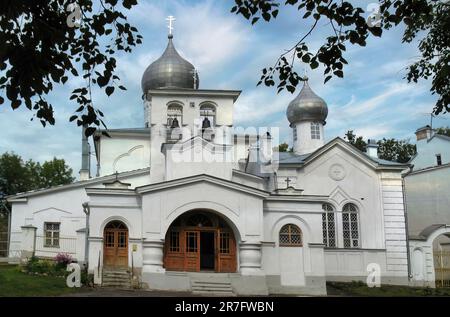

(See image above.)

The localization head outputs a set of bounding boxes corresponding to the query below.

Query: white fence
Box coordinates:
[35,235,77,258]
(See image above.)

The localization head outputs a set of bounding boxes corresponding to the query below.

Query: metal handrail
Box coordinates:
[97,250,101,282]
[131,249,134,283]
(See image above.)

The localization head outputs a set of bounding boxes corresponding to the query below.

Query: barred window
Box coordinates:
[167,104,183,127]
[169,230,180,252]
[311,122,320,139]
[342,203,360,248]
[186,232,198,253]
[44,222,60,247]
[220,232,230,254]
[279,224,302,246]
[322,204,336,248]
[293,126,297,141]
[105,231,114,247]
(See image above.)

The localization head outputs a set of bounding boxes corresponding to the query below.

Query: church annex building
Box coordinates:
[6,29,414,296]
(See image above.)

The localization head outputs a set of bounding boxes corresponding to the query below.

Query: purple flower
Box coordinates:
[55,252,73,265]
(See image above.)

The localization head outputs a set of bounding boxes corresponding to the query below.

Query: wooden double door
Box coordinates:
[103,221,128,268]
[164,228,237,273]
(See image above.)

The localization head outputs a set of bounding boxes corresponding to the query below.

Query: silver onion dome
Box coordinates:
[141,34,199,93]
[286,77,328,125]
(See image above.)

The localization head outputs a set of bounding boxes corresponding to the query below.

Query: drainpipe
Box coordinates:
[0,194,11,257]
[82,202,90,266]
[402,169,412,280]
[7,205,11,257]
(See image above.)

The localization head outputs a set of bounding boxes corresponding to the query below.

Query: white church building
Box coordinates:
[6,28,410,295]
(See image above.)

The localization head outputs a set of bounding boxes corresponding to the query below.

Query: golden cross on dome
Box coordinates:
[166,15,176,35]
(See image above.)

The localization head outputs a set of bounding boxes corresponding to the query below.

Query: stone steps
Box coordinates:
[102,268,131,289]
[191,280,235,296]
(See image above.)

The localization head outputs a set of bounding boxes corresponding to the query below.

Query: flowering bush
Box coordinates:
[55,252,73,266]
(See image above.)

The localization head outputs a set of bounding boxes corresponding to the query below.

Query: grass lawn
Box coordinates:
[0,263,86,297]
[327,281,450,296]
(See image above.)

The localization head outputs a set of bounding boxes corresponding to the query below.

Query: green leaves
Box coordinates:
[105,86,114,96]
[0,0,141,134]
[232,0,449,115]
[231,0,280,24]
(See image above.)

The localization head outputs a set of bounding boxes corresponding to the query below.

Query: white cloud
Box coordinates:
[172,1,252,75]
[234,89,292,125]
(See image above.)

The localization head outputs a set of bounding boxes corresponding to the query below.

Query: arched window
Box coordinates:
[342,203,360,248]
[186,213,213,228]
[167,104,183,127]
[322,203,336,248]
[311,122,320,139]
[200,104,216,127]
[279,224,302,247]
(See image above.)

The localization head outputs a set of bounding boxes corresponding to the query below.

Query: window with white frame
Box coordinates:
[342,203,360,248]
[44,222,60,247]
[200,104,216,127]
[293,125,297,141]
[167,104,183,127]
[322,203,336,247]
[310,122,320,139]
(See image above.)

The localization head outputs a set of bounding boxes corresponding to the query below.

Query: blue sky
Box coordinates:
[0,0,448,177]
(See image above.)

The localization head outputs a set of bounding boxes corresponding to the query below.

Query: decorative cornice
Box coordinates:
[136,174,270,198]
[6,168,150,200]
[148,88,241,102]
[265,194,328,203]
[85,188,137,196]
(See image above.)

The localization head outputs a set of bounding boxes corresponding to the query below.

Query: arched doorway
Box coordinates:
[103,220,128,268]
[164,210,237,272]
[433,233,450,288]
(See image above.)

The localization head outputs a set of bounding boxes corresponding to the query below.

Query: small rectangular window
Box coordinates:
[220,232,230,254]
[44,222,60,247]
[311,122,320,140]
[293,126,297,141]
[436,154,442,166]
[186,232,198,253]
[169,230,180,252]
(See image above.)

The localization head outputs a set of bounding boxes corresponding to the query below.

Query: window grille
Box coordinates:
[44,222,60,247]
[186,232,198,253]
[322,203,336,247]
[293,126,297,141]
[220,232,230,254]
[118,231,127,248]
[342,203,360,248]
[279,224,302,246]
[311,122,320,139]
[169,230,180,252]
[437,154,442,166]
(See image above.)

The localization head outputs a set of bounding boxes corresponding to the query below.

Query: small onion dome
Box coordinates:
[141,34,199,93]
[286,77,328,125]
